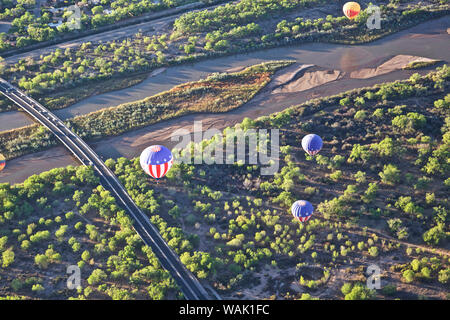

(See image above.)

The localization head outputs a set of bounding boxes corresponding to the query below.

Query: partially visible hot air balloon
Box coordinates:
[0,153,5,172]
[343,1,361,20]
[140,145,173,180]
[291,200,314,223]
[302,134,323,156]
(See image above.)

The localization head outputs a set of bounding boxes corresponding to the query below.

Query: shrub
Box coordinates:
[379,164,401,185]
[341,282,353,295]
[381,284,397,296]
[87,269,107,285]
[317,198,348,219]
[2,249,15,268]
[31,284,44,292]
[423,223,446,245]
[34,254,49,269]
[438,269,449,284]
[368,246,379,257]
[354,110,367,121]
[402,269,415,283]
[344,282,375,300]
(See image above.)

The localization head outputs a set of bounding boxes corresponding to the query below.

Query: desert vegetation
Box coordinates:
[0,60,291,160]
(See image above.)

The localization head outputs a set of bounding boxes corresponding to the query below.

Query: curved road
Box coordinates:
[0,79,214,300]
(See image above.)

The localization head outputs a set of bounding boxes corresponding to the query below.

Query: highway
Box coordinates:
[0,78,214,300]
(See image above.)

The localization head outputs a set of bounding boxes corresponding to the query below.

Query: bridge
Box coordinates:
[0,78,215,300]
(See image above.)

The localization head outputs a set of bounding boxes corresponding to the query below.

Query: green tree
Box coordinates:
[379,164,401,185]
[402,269,415,283]
[87,269,107,285]
[2,249,15,268]
[34,254,49,269]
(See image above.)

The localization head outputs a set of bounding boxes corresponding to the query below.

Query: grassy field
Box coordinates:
[0,65,448,300]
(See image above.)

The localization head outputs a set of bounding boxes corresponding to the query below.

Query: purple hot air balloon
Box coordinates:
[140,145,173,180]
[291,200,314,223]
[302,134,323,156]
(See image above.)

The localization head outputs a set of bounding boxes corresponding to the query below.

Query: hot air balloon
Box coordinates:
[302,134,323,156]
[0,153,5,172]
[140,145,173,180]
[343,1,361,20]
[291,200,314,223]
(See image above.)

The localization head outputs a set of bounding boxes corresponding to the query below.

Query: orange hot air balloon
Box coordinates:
[343,2,361,20]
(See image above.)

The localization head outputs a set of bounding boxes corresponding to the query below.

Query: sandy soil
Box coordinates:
[273,66,342,94]
[349,55,441,79]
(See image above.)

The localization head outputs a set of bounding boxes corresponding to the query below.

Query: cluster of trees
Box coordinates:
[0,164,186,300]
[398,256,449,285]
[341,282,375,300]
[204,23,261,51]
[273,15,349,38]
[173,0,327,34]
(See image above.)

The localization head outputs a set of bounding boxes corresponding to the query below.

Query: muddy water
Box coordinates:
[0,16,449,184]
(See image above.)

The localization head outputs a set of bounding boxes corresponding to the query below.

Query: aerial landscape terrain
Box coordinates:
[0,0,448,302]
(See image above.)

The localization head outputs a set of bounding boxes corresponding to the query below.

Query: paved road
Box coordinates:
[0,78,215,300]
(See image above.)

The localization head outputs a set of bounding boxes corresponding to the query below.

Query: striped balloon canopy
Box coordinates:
[291,200,314,223]
[343,2,361,20]
[0,153,5,172]
[140,145,173,180]
[301,134,323,156]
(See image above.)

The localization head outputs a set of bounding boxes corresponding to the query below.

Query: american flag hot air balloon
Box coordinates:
[291,200,314,223]
[140,145,173,180]
[301,134,323,156]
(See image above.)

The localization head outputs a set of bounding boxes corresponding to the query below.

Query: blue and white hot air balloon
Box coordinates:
[291,200,314,223]
[301,134,323,156]
[140,145,173,180]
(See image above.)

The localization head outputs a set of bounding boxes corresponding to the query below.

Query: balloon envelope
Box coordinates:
[140,145,173,179]
[291,200,314,222]
[343,2,361,19]
[302,134,323,156]
[0,153,5,172]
